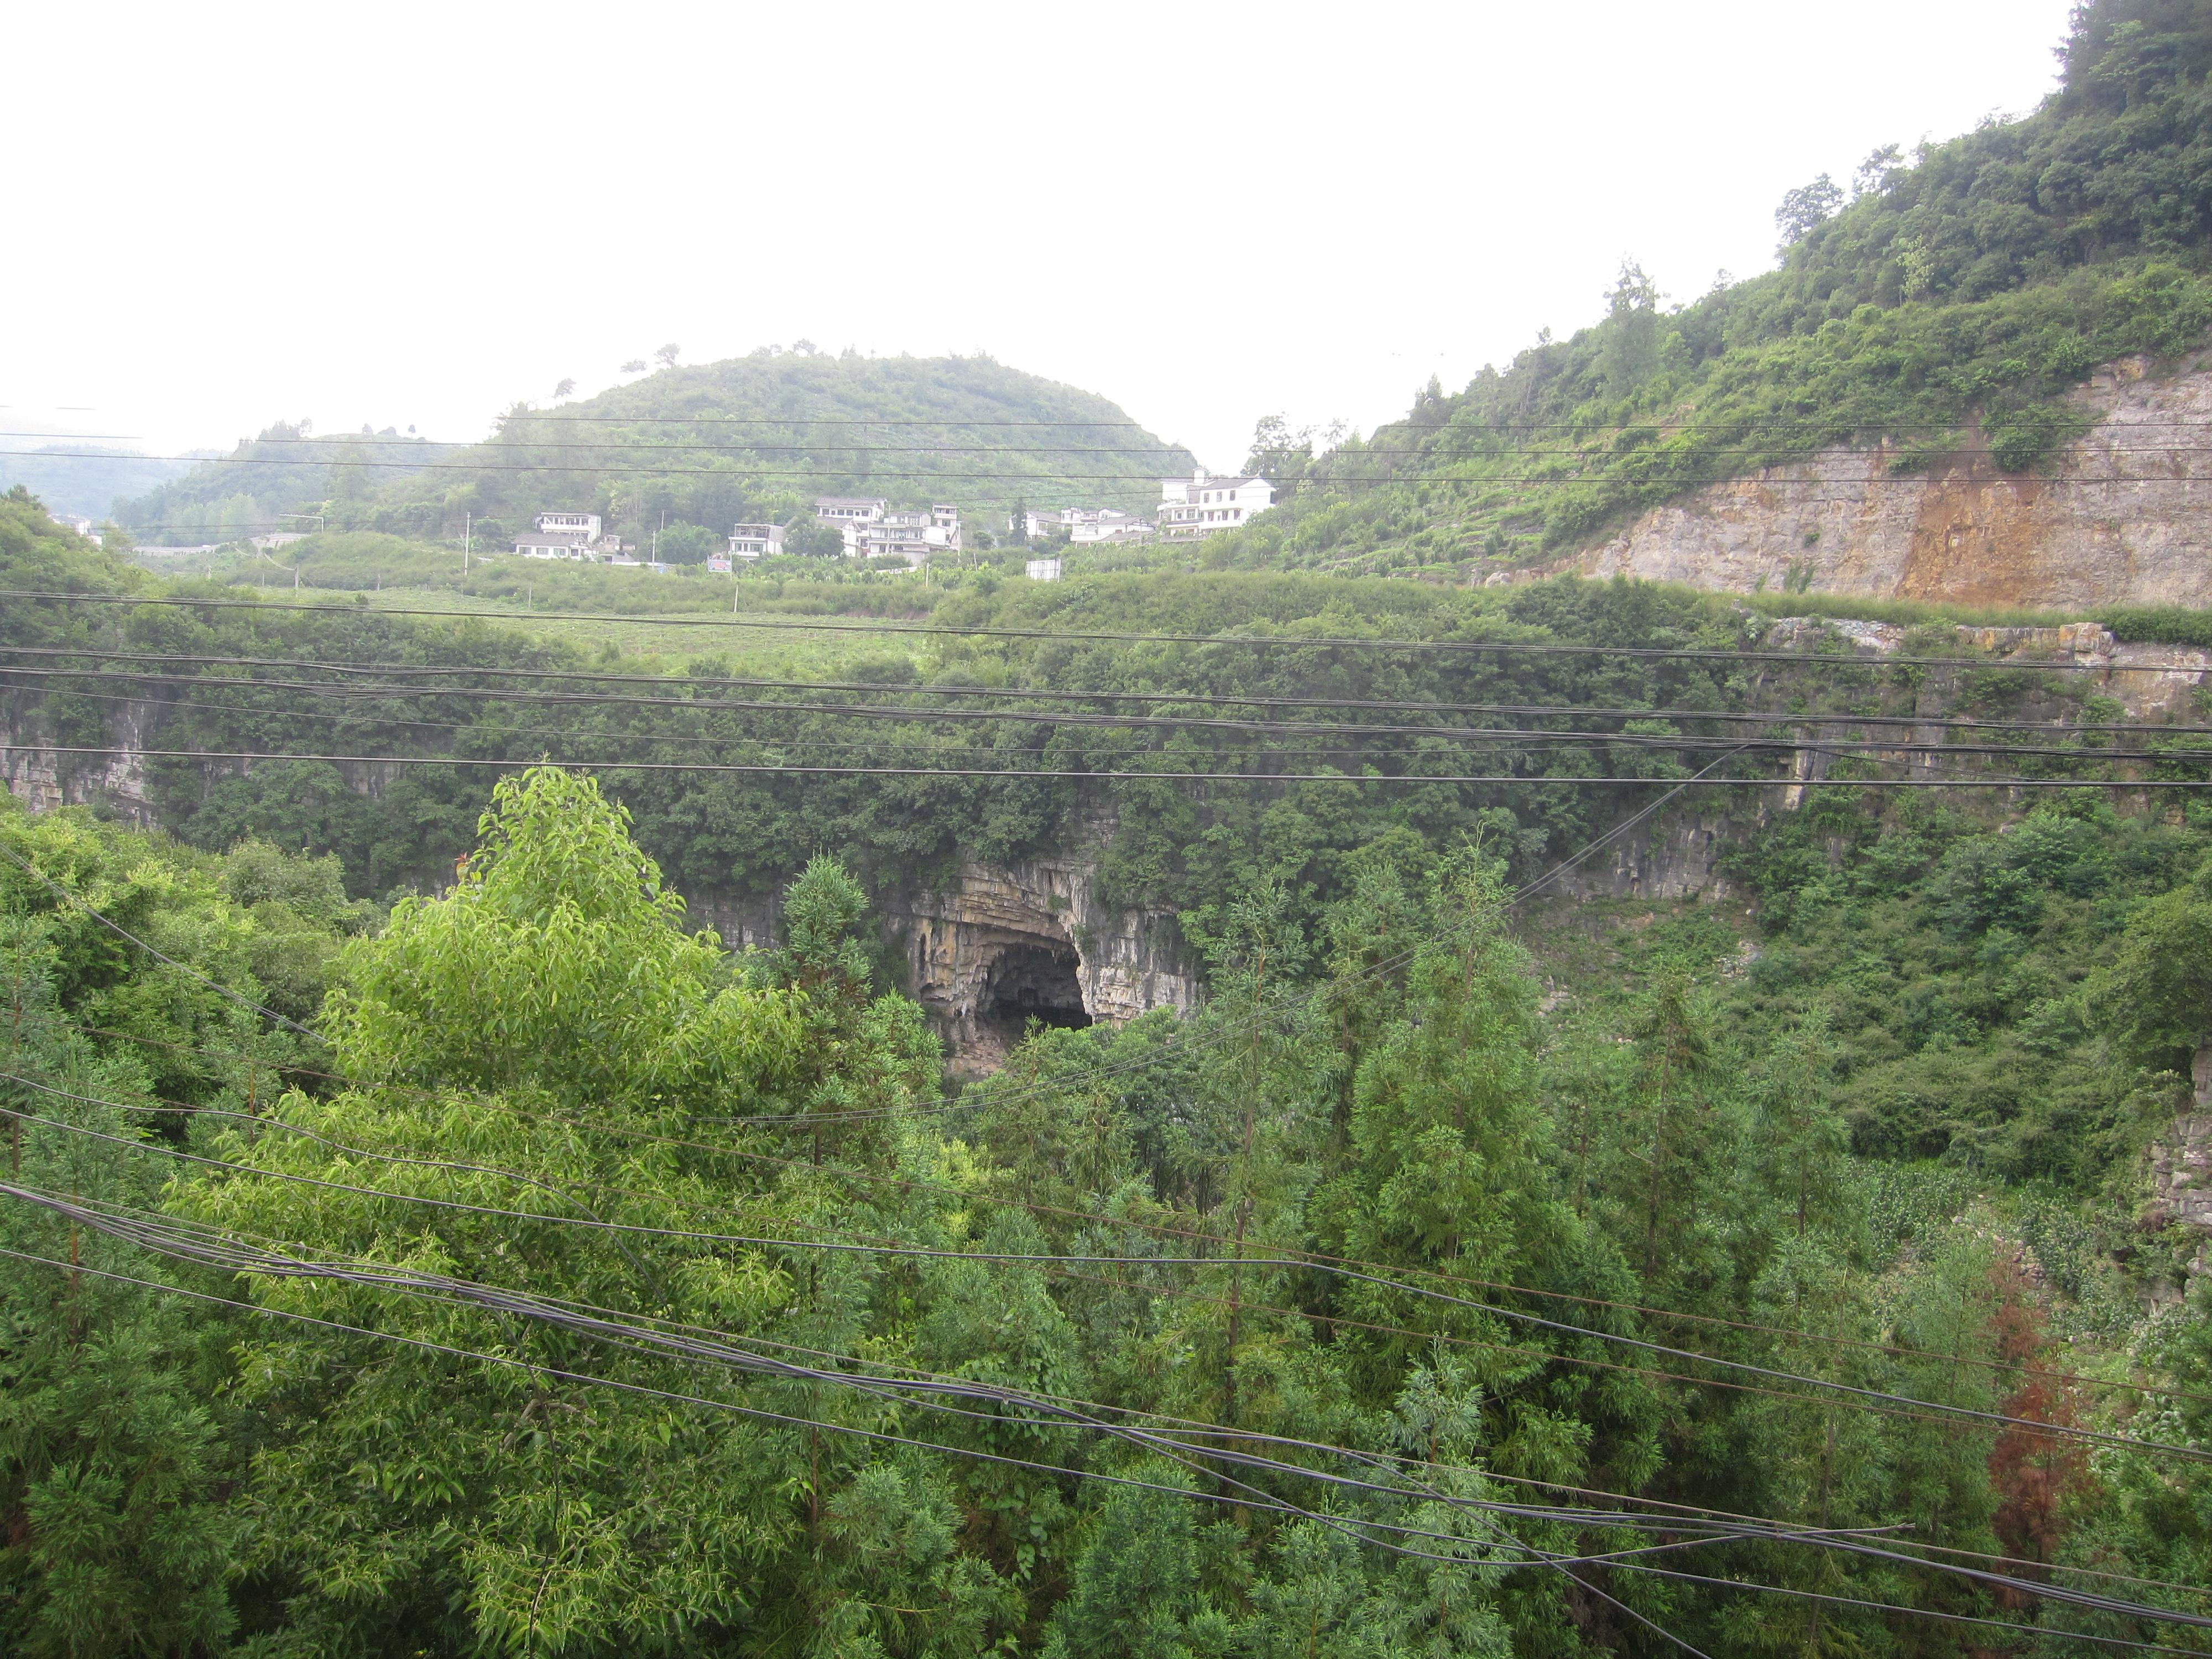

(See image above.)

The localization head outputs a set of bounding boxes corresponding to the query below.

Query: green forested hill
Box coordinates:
[0,442,186,521]
[113,421,452,546]
[322,350,1197,556]
[1207,0,2212,577]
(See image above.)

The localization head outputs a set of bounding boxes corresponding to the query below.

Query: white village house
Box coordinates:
[1019,507,1154,545]
[727,522,786,560]
[815,498,962,563]
[1157,472,1274,540]
[513,512,624,560]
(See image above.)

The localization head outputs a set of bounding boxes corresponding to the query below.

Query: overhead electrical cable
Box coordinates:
[27,445,2212,486]
[11,743,2195,790]
[53,1069,2200,1438]
[8,643,2201,735]
[0,1188,2161,1609]
[7,665,2189,765]
[43,432,2212,458]
[4,589,2177,671]
[3,1084,2200,1467]
[2,1202,2198,1652]
[32,1243,2194,1657]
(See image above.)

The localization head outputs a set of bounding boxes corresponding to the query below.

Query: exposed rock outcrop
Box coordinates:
[2146,1048,2212,1292]
[1551,356,2212,608]
[691,828,1199,1076]
[2147,1050,2212,1230]
[1547,809,1743,902]
[894,839,1197,1075]
[2,698,164,826]
[1759,616,2212,720]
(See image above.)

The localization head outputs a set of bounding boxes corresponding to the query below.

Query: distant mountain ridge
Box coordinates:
[0,442,187,523]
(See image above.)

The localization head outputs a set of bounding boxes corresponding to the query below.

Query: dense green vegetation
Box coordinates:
[4,753,2210,1655]
[1197,0,2212,578]
[3,490,2188,925]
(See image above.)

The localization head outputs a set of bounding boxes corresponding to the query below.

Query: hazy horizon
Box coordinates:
[9,0,2074,473]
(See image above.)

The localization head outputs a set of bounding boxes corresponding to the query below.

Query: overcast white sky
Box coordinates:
[7,0,2077,472]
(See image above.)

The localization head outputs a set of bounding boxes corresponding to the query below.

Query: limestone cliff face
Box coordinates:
[1547,810,1743,902]
[894,843,1197,1072]
[2146,1048,2212,1294]
[1546,356,2212,607]
[2,697,164,826]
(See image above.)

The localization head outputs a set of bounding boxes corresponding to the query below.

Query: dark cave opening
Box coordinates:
[980,942,1092,1037]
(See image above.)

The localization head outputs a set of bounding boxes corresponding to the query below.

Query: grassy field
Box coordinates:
[354,587,941,675]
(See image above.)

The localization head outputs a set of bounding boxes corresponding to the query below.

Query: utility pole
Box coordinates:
[653,510,664,564]
[463,511,471,573]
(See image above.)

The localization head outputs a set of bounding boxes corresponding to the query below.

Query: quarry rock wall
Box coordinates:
[1547,356,2212,608]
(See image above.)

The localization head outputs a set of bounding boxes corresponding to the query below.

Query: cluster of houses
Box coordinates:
[504,470,1274,577]
[1018,472,1276,547]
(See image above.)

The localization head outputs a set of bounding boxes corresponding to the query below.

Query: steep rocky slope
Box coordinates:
[1548,356,2212,606]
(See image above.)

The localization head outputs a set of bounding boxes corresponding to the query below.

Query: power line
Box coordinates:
[6,644,2197,735]
[5,743,2195,789]
[32,446,2212,486]
[74,1026,2212,1420]
[0,838,315,1036]
[59,1044,2207,1433]
[11,663,2197,762]
[3,1206,2197,1651]
[3,588,2179,671]
[6,1085,2200,1467]
[43,432,2212,461]
[29,743,2210,1434]
[0,1174,2165,1590]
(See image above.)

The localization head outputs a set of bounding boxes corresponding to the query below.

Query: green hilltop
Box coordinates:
[114,353,1194,560]
[293,351,1191,559]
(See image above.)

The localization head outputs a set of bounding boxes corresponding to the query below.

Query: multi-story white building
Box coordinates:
[514,510,617,560]
[1156,472,1274,539]
[843,503,962,564]
[728,522,786,560]
[814,497,887,526]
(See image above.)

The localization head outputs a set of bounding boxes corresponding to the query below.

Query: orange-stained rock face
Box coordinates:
[1552,356,2212,609]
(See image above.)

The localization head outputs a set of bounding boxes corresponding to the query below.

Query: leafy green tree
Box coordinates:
[2095,849,2212,1068]
[1040,1477,1233,1659]
[175,768,1000,1656]
[1772,174,1842,253]
[0,919,241,1659]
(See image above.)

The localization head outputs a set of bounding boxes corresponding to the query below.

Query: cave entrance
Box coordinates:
[980,941,1091,1040]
